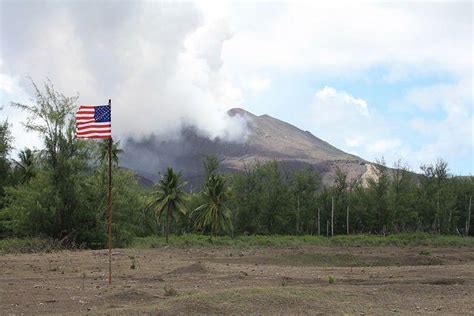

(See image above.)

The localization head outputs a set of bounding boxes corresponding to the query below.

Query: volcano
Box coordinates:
[121,108,372,187]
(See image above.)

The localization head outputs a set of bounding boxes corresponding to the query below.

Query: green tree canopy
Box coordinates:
[147,167,187,243]
[193,174,233,238]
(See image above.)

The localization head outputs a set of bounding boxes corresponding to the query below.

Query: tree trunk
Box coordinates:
[331,196,334,237]
[346,205,350,235]
[436,191,441,233]
[448,209,452,234]
[467,195,472,236]
[296,196,300,234]
[326,220,329,238]
[166,208,170,244]
[317,208,321,236]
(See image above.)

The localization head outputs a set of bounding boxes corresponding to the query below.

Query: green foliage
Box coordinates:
[1,80,146,247]
[96,139,122,166]
[13,148,36,183]
[0,116,13,211]
[147,167,187,243]
[203,154,220,178]
[0,237,73,254]
[230,161,292,235]
[192,174,233,237]
[87,166,148,247]
[131,233,474,249]
[9,80,86,238]
[366,160,391,234]
[128,255,138,269]
[3,170,61,236]
[327,275,335,284]
[290,167,320,234]
[1,80,473,251]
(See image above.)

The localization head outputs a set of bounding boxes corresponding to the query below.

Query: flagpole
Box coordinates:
[107,98,113,285]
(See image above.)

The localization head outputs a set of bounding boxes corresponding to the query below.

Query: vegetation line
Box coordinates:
[0,80,473,250]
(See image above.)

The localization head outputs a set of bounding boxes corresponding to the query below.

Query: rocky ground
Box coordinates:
[1,245,473,315]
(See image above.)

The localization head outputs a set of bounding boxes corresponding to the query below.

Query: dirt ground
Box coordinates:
[1,245,473,315]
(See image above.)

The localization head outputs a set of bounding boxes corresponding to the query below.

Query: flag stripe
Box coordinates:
[76,131,111,136]
[76,126,111,132]
[76,124,111,131]
[76,128,111,134]
[76,122,111,129]
[76,135,111,139]
[76,119,96,123]
[76,133,110,138]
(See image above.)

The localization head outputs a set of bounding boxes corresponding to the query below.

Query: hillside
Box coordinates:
[120,108,371,187]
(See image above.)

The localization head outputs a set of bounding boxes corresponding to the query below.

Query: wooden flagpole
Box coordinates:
[107,99,113,285]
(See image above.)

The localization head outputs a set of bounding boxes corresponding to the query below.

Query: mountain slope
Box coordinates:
[121,108,370,187]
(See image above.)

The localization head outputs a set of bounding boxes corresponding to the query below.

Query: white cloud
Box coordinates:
[405,79,472,113]
[368,138,402,154]
[405,79,473,171]
[0,1,247,143]
[307,81,473,173]
[1,1,472,173]
[315,87,369,117]
[0,74,42,156]
[309,86,387,155]
[247,76,271,93]
[223,2,472,79]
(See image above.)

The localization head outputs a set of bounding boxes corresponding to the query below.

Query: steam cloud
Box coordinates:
[0,1,248,142]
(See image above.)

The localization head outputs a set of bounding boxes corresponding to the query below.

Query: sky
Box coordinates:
[0,0,472,175]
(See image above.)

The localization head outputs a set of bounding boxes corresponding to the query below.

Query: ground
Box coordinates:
[1,245,473,315]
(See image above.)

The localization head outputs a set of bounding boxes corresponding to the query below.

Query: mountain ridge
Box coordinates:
[121,108,372,187]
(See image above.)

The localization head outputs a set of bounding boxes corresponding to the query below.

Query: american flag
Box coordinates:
[75,105,111,139]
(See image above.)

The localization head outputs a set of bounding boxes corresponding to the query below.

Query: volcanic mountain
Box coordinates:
[121,108,372,187]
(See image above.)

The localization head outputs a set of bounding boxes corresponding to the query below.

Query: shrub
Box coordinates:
[327,275,335,284]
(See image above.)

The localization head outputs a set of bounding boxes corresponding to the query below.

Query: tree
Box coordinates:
[331,167,348,235]
[193,174,233,238]
[419,159,454,233]
[0,116,13,209]
[96,139,122,166]
[10,80,87,237]
[203,154,220,179]
[13,148,36,183]
[388,160,416,232]
[147,167,187,243]
[228,161,292,235]
[366,159,390,234]
[290,167,320,234]
[90,139,146,247]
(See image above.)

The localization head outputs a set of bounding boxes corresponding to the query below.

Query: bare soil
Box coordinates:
[1,245,473,315]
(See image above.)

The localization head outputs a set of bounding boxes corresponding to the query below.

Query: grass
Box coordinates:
[131,233,474,249]
[0,237,79,255]
[1,233,472,254]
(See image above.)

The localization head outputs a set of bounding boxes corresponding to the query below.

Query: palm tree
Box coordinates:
[192,174,233,238]
[14,148,35,183]
[147,167,187,243]
[97,139,122,166]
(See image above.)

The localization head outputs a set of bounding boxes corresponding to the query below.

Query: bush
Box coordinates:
[327,275,335,284]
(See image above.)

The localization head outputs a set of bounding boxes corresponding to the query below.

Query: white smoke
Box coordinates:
[0,1,248,142]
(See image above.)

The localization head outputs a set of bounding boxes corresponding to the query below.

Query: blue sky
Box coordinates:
[242,67,465,168]
[0,1,472,174]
